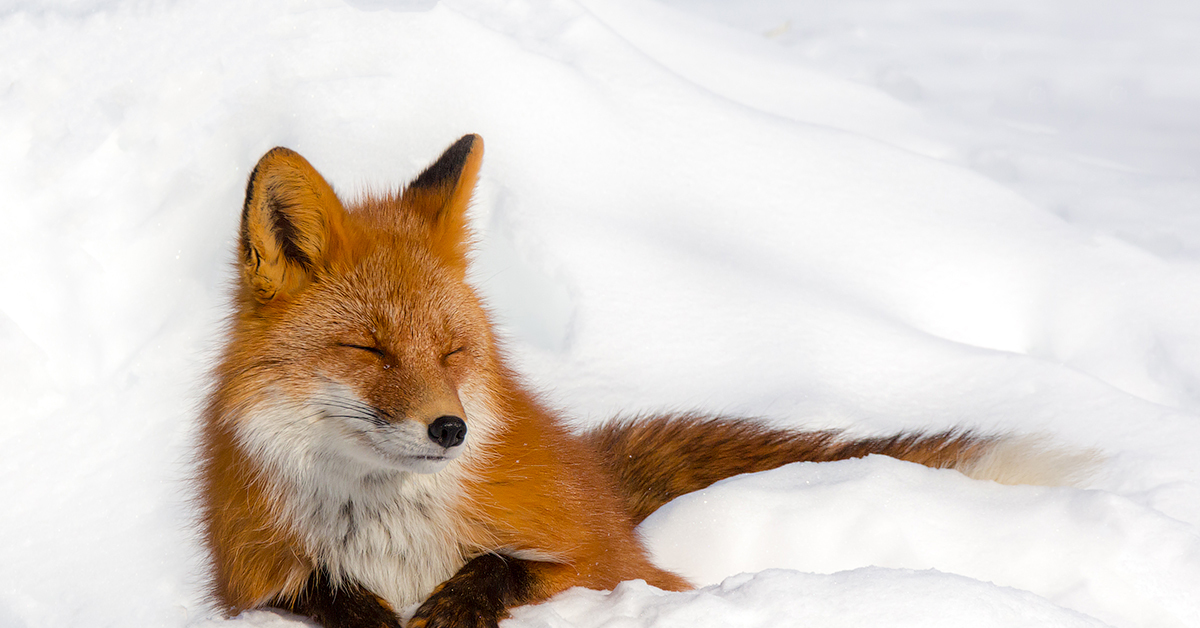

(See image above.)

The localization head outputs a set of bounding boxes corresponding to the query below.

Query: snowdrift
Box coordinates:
[1,1,1198,627]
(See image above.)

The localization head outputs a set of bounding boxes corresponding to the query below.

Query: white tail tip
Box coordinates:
[958,435,1102,487]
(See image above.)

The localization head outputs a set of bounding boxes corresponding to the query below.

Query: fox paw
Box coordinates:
[407,554,533,628]
[276,567,402,628]
[406,579,505,628]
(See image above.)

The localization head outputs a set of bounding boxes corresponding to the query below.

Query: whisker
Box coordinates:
[311,395,392,418]
[323,413,391,427]
[306,390,397,428]
[310,396,373,411]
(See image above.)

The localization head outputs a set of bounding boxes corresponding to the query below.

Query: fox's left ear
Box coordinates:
[400,134,484,271]
[239,147,350,303]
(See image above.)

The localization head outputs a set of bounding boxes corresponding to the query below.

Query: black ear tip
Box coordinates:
[450,134,482,153]
[411,134,483,190]
[457,133,481,148]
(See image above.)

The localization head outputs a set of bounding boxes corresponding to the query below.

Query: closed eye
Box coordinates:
[339,343,385,357]
[442,346,466,365]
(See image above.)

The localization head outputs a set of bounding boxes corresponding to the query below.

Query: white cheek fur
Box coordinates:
[230,381,502,610]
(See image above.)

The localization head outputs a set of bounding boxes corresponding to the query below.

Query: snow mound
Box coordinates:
[1,0,1198,627]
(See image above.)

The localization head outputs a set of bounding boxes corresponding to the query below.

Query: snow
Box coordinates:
[1,0,1198,627]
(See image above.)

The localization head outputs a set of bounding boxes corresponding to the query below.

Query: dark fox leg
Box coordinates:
[407,554,535,628]
[585,413,996,525]
[275,567,400,628]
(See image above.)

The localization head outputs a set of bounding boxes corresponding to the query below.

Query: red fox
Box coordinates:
[197,135,1091,628]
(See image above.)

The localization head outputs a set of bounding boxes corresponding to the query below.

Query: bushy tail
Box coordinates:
[583,414,1096,525]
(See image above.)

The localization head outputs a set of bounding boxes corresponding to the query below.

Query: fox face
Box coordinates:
[248,250,488,475]
[225,136,498,477]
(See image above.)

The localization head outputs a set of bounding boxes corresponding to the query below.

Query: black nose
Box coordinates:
[427,415,467,449]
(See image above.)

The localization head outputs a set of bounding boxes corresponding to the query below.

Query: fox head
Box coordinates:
[223,135,499,475]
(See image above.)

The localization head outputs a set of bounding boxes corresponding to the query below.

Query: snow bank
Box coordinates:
[510,569,1110,628]
[0,0,1197,627]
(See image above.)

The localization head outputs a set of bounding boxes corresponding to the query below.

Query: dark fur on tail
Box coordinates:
[583,414,997,525]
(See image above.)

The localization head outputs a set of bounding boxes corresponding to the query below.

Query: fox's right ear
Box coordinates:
[400,134,483,273]
[239,147,349,303]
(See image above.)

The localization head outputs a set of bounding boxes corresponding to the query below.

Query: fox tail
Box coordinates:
[583,414,1097,525]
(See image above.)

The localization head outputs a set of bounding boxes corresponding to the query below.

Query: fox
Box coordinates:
[196,134,1093,628]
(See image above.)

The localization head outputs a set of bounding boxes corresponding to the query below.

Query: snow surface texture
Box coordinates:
[2,0,1198,627]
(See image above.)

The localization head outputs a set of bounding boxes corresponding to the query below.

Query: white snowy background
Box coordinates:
[2,0,1199,627]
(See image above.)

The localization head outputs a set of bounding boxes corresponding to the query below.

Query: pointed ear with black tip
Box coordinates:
[239,147,350,303]
[400,134,484,271]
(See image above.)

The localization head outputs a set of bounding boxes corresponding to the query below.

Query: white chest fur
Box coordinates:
[296,465,468,610]
[234,397,474,610]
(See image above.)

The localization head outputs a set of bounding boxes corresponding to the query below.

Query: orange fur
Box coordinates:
[196,135,1078,628]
